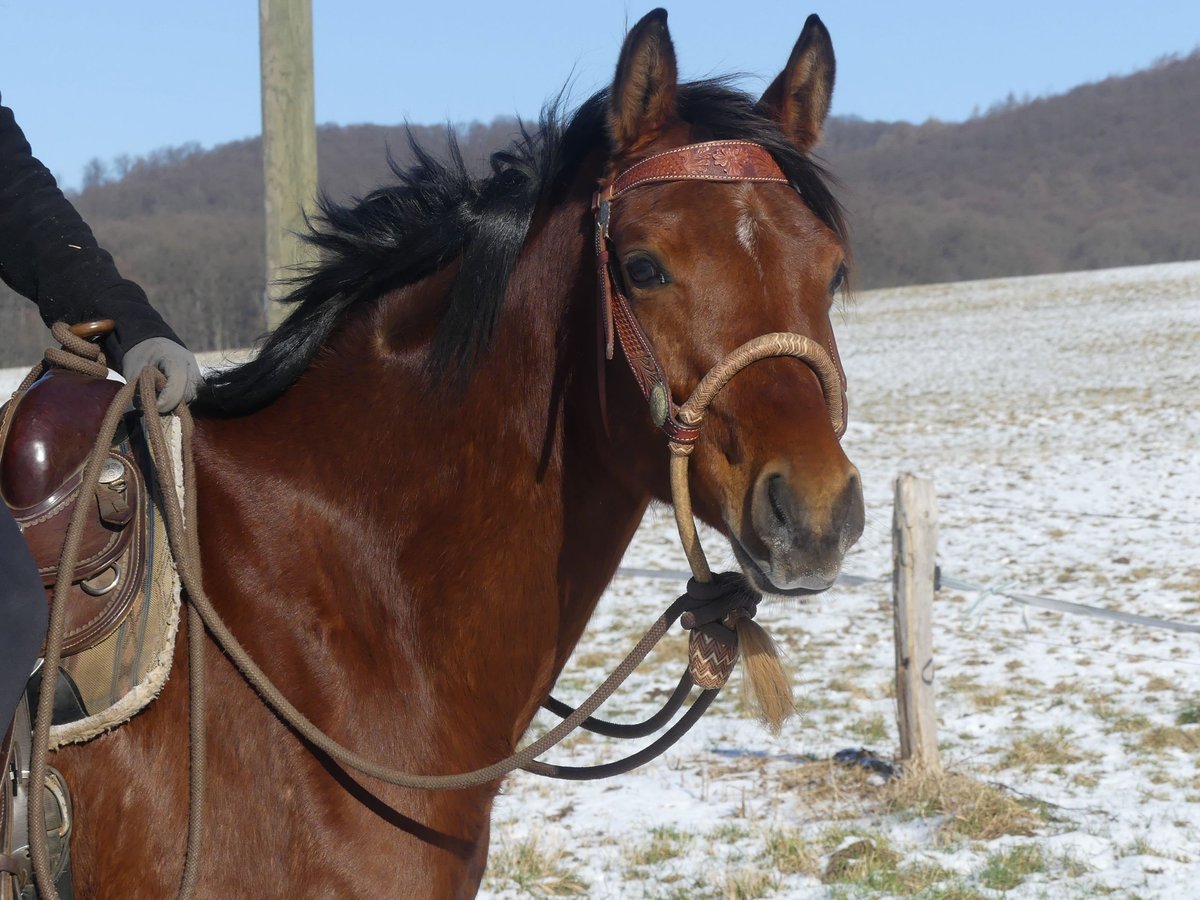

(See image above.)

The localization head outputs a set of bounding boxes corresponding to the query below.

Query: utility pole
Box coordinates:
[260,0,317,330]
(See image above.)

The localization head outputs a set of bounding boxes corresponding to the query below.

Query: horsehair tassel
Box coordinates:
[668,330,841,731]
[735,618,796,734]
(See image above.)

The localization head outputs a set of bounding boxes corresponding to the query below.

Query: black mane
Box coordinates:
[196,81,847,416]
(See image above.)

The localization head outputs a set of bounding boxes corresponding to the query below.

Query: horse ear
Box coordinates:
[608,8,679,154]
[758,14,836,152]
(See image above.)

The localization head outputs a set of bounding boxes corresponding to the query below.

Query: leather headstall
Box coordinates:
[593,140,791,444]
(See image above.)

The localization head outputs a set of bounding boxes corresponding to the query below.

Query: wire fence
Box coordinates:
[617,565,1200,636]
[938,496,1200,528]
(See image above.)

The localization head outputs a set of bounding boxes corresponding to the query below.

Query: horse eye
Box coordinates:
[829,263,847,295]
[624,254,669,288]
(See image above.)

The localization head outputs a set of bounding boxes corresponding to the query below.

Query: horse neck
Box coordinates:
[191,187,651,754]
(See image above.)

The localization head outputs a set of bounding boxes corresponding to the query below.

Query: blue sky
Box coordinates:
[1,1,1197,189]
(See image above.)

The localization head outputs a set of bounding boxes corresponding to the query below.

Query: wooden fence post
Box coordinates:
[260,0,318,330]
[892,473,941,773]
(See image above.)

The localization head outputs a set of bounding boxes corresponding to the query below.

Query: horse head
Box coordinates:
[597,10,864,595]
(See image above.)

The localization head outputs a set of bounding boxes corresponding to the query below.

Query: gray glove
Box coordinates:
[121,338,202,413]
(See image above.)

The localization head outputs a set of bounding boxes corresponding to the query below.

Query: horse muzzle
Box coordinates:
[735,466,864,596]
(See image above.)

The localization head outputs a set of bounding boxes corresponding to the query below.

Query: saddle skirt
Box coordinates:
[1,367,183,747]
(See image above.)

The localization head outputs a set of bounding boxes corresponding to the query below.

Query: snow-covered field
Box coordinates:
[480,261,1200,898]
[5,261,1197,897]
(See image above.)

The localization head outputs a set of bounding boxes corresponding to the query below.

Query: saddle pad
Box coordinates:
[47,417,183,748]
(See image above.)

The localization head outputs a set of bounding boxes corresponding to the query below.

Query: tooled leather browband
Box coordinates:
[593,141,791,444]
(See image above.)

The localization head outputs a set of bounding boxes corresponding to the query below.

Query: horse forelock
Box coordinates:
[194,80,846,417]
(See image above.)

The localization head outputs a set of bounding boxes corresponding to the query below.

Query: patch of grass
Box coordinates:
[817,826,867,854]
[707,823,750,843]
[979,844,1046,891]
[1139,725,1200,752]
[822,838,899,882]
[883,770,1042,840]
[566,648,617,670]
[626,826,692,868]
[1122,837,1163,858]
[719,867,779,899]
[921,887,987,900]
[943,673,981,693]
[1048,679,1081,695]
[1177,701,1200,726]
[759,828,819,876]
[1144,675,1174,692]
[828,677,876,700]
[853,714,889,743]
[1060,852,1091,878]
[485,834,589,896]
[1105,713,1152,734]
[1000,728,1091,772]
[821,837,953,895]
[971,689,1008,710]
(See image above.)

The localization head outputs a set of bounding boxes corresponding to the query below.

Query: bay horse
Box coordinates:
[53,9,863,897]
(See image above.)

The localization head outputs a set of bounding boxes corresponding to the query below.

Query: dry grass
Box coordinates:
[979,844,1047,891]
[625,826,692,868]
[882,769,1042,841]
[774,759,884,818]
[820,835,954,895]
[484,834,589,896]
[1138,725,1200,752]
[759,827,820,876]
[999,728,1094,772]
[822,837,900,882]
[719,867,779,899]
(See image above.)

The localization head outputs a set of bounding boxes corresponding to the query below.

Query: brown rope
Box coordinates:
[28,340,136,900]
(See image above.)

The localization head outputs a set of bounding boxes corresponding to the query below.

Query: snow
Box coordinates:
[5,260,1198,897]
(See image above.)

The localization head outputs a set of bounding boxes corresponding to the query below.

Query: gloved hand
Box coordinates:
[121,337,202,413]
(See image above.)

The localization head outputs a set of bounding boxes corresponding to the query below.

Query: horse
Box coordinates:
[52,9,863,897]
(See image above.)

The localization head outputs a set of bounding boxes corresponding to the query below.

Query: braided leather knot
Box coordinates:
[679,573,760,688]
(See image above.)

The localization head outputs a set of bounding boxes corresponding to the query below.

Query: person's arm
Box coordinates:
[0,93,199,409]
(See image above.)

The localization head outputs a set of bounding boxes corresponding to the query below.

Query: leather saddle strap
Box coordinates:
[594,141,791,445]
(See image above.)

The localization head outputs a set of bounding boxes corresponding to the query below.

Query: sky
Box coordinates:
[1,1,1197,189]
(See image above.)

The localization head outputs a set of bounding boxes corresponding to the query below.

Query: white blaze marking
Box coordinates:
[736,208,758,256]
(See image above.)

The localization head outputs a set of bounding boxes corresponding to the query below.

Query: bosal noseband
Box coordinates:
[593,139,847,447]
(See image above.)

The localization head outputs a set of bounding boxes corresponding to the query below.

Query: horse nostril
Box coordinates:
[766,474,791,528]
[839,472,865,547]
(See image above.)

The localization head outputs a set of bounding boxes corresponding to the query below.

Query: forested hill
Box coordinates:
[820,50,1200,288]
[2,51,1197,364]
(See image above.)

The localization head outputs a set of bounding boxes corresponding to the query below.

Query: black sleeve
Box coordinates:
[0,92,184,368]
